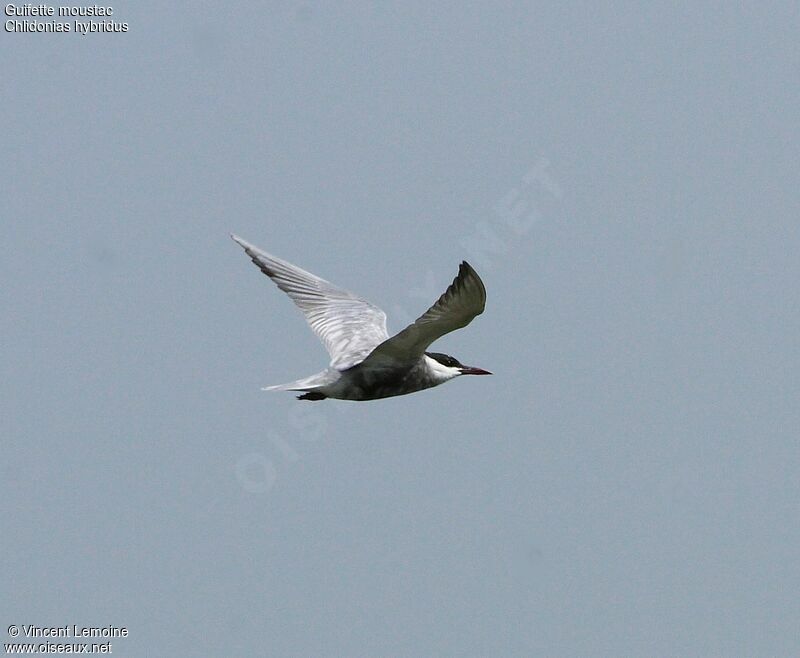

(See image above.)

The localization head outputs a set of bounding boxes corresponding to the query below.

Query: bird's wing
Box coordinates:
[232,235,389,369]
[360,261,486,368]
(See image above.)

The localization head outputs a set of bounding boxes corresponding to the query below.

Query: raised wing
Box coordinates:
[360,261,486,367]
[232,235,389,369]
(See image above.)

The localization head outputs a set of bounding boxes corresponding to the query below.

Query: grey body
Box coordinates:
[321,354,457,401]
[231,235,490,401]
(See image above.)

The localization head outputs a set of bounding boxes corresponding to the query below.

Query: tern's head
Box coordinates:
[425,352,492,380]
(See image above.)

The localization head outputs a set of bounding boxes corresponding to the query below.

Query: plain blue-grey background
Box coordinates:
[3,3,799,656]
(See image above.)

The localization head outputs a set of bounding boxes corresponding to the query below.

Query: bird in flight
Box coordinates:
[231,235,491,401]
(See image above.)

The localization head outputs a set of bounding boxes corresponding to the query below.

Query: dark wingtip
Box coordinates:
[454,260,486,309]
[460,260,479,276]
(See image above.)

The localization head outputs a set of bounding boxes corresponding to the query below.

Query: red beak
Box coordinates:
[459,366,492,376]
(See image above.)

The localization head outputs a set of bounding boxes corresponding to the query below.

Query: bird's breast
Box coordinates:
[328,359,438,401]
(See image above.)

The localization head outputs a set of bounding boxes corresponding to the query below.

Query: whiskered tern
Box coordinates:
[231,235,491,401]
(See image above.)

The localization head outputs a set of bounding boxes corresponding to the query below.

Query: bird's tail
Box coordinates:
[261,370,336,392]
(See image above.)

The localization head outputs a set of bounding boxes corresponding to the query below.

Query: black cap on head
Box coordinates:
[425,352,463,368]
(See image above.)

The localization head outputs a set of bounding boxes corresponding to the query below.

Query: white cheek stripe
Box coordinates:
[423,355,461,381]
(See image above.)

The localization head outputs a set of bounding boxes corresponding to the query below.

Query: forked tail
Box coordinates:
[261,370,337,400]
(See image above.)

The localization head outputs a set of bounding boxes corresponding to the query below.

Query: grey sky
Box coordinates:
[3,2,799,656]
